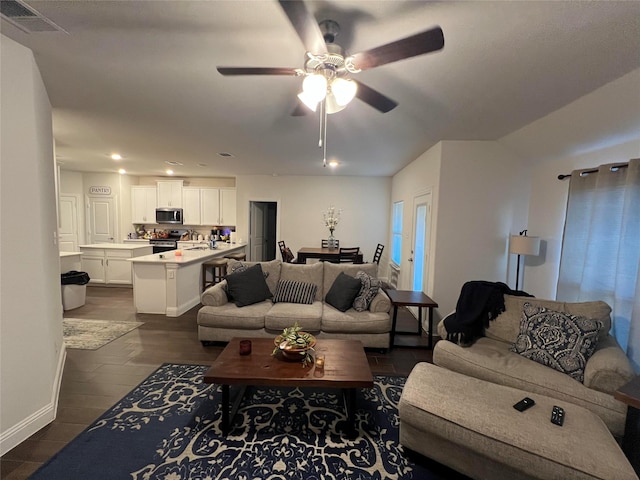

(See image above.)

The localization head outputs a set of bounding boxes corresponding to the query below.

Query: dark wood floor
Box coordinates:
[0,286,438,479]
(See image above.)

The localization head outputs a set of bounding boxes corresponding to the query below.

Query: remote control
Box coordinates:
[551,406,565,426]
[513,397,535,412]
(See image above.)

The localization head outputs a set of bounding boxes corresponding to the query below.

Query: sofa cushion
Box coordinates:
[225,264,272,307]
[353,271,381,312]
[322,262,378,299]
[227,259,282,295]
[511,303,602,383]
[486,295,612,344]
[325,272,361,312]
[280,261,324,300]
[197,302,270,330]
[264,302,323,332]
[322,304,392,334]
[272,279,317,305]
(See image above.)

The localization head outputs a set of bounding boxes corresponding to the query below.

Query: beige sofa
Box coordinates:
[197,259,392,349]
[434,295,636,437]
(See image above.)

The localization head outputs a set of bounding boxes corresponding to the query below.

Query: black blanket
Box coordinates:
[444,281,533,346]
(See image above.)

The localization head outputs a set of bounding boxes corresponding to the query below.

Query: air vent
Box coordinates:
[0,0,67,34]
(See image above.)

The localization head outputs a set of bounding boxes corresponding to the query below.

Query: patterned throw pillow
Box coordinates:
[353,271,381,312]
[510,303,602,383]
[272,280,317,305]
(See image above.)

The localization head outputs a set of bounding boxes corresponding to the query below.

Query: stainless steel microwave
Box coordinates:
[156,208,183,224]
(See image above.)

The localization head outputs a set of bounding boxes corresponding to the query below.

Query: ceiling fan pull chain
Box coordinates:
[318,99,324,148]
[322,98,328,167]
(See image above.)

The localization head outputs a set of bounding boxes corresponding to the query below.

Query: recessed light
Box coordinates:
[166,170,174,175]
[118,169,126,175]
[165,161,183,166]
[328,159,339,168]
[111,153,122,160]
[218,152,234,158]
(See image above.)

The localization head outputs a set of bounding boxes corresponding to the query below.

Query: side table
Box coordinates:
[614,375,640,475]
[385,290,438,350]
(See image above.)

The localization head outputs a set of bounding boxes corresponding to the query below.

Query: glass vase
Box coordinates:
[328,232,336,250]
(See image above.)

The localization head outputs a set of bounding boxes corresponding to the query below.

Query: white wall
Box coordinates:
[500,68,640,299]
[235,175,391,267]
[0,35,65,454]
[391,140,528,318]
[435,141,529,313]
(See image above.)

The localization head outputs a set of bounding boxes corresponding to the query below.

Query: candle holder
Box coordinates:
[239,340,252,355]
[315,353,325,370]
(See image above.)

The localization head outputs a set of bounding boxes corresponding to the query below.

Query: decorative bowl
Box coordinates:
[274,332,316,361]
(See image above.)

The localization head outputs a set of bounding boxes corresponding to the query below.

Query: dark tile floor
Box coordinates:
[1,286,441,479]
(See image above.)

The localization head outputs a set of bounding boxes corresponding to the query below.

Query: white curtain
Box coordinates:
[557,158,640,372]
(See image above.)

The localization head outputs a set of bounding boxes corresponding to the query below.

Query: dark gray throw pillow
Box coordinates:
[511,303,602,383]
[225,264,272,307]
[325,272,361,312]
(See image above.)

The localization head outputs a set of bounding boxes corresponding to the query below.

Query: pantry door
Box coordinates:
[87,196,117,244]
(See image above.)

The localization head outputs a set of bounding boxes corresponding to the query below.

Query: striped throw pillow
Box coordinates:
[272,280,317,305]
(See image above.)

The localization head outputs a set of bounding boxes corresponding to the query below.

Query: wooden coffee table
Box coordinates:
[203,337,373,437]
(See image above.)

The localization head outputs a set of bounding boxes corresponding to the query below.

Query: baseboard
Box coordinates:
[166,296,200,317]
[0,345,66,455]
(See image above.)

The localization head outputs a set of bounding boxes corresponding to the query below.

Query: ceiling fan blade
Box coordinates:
[217,67,299,76]
[350,26,444,71]
[278,0,328,55]
[354,81,398,113]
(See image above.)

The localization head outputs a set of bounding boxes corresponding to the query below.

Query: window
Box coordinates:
[391,201,403,266]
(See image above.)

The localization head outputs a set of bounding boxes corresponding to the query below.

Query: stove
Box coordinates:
[149,229,187,254]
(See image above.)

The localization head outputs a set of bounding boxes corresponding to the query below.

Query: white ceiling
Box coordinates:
[2,0,639,178]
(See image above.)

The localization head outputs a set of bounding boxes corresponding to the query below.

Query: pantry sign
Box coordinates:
[89,186,111,195]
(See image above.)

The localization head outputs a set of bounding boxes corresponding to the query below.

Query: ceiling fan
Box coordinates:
[216,0,445,115]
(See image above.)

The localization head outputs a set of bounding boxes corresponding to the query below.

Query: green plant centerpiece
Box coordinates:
[272,322,316,367]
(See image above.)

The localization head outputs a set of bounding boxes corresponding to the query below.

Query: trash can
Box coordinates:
[61,271,90,311]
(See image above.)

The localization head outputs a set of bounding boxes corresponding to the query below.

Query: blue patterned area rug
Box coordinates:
[31,363,465,480]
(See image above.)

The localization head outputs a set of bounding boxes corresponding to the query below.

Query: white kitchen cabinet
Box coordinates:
[157,180,183,207]
[219,188,236,225]
[80,244,153,285]
[131,186,157,224]
[182,187,201,225]
[199,188,236,225]
[200,188,221,225]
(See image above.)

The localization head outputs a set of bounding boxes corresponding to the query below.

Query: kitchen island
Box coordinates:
[130,243,246,317]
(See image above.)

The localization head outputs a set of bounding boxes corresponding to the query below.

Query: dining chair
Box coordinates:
[372,244,384,264]
[321,239,340,248]
[338,247,360,263]
[278,240,297,263]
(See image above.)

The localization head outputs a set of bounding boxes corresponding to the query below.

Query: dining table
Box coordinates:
[296,247,363,264]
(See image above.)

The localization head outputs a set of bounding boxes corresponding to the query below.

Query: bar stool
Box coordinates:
[224,251,247,262]
[202,257,228,291]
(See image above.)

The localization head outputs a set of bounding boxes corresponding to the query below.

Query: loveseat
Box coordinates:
[197,259,392,349]
[434,294,636,437]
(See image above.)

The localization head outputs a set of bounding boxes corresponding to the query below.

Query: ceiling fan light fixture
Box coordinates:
[331,78,357,106]
[297,90,320,112]
[325,93,347,114]
[302,74,327,101]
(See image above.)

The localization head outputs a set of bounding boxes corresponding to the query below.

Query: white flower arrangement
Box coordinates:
[322,205,342,234]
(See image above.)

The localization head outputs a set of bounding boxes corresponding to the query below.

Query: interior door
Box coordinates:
[250,202,267,261]
[88,196,116,244]
[59,194,80,251]
[409,193,433,321]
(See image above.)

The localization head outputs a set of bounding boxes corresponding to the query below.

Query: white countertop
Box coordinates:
[130,243,246,265]
[60,251,83,258]
[79,243,153,250]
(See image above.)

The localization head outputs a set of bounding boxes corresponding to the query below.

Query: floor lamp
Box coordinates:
[510,230,540,291]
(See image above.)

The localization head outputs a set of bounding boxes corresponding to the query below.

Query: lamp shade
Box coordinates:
[331,78,357,106]
[510,235,540,256]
